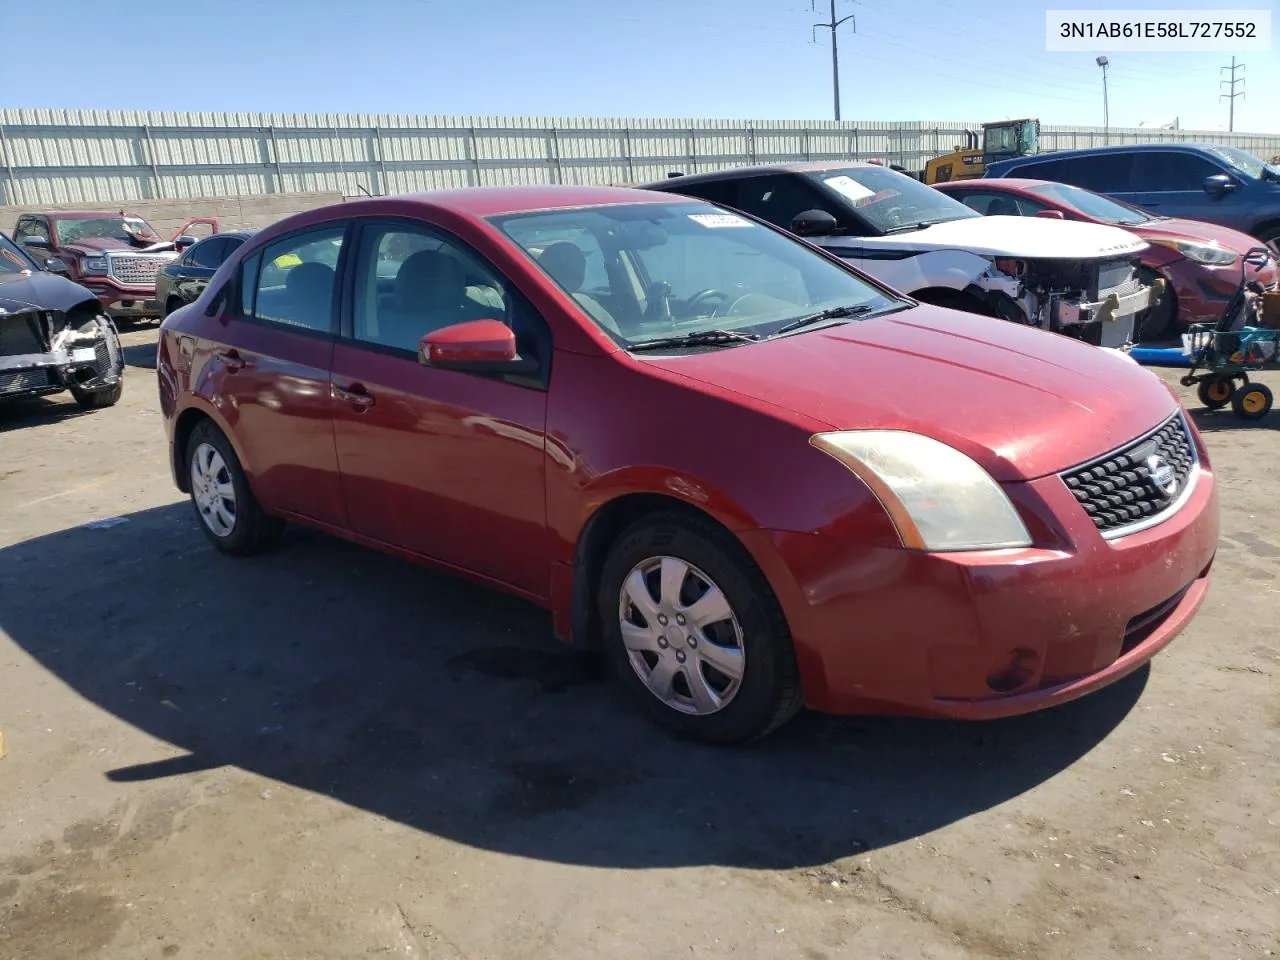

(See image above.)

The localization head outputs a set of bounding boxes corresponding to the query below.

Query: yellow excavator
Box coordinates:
[923,119,1040,184]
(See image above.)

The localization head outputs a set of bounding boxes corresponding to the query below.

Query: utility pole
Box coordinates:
[1220,57,1245,132]
[812,1,857,121]
[1095,56,1110,140]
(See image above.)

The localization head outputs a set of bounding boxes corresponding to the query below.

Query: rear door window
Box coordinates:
[1056,154,1135,193]
[248,226,347,333]
[1132,151,1226,190]
[187,237,229,269]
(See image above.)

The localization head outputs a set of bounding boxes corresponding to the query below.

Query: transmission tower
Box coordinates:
[811,1,857,121]
[1220,58,1245,132]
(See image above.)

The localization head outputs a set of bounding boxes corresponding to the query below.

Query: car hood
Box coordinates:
[0,270,102,314]
[850,215,1148,260]
[637,306,1178,483]
[1132,217,1271,254]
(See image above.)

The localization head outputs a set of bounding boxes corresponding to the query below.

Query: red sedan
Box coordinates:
[157,186,1219,743]
[935,177,1278,340]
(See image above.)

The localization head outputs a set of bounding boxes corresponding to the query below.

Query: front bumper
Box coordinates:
[0,317,124,400]
[78,278,163,318]
[1162,257,1279,328]
[742,427,1219,719]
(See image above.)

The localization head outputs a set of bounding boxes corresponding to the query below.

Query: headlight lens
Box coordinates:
[1148,237,1237,266]
[82,256,108,276]
[810,430,1033,552]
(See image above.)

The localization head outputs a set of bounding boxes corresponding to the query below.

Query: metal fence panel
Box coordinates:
[1,109,1277,205]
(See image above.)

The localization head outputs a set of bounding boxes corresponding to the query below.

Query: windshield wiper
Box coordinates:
[627,329,763,352]
[771,303,877,336]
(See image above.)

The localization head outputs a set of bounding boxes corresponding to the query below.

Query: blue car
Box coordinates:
[984,143,1280,246]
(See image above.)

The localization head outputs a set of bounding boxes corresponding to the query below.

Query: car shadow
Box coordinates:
[0,393,93,431]
[1188,406,1279,433]
[0,503,1148,870]
[121,342,157,370]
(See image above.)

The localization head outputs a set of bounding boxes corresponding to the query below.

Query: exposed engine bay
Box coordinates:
[969,255,1163,349]
[0,291,125,408]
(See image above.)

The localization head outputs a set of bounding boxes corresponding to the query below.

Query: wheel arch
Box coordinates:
[567,491,764,652]
[1250,218,1280,244]
[170,399,251,494]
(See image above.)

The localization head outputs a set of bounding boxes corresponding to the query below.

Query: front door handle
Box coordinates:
[215,348,246,372]
[333,382,376,410]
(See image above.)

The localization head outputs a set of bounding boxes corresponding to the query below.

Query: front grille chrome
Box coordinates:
[1060,412,1198,538]
[106,253,172,287]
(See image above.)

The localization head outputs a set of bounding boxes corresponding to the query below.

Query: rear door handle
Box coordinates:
[215,348,247,372]
[333,382,376,410]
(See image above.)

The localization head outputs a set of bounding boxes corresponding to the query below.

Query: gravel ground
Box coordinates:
[1,325,1277,960]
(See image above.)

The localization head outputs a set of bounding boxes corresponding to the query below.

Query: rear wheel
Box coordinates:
[1232,382,1273,421]
[186,420,285,555]
[1197,376,1234,410]
[596,511,802,745]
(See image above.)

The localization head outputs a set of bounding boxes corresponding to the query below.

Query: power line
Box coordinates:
[1220,57,1245,133]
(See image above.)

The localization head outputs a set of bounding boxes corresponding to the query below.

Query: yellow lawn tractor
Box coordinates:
[924,119,1040,184]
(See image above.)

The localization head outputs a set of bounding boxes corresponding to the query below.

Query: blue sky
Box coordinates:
[9,0,1277,132]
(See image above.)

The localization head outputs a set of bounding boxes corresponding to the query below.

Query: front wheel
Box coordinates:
[1232,382,1273,421]
[70,380,123,409]
[186,420,285,555]
[596,511,802,745]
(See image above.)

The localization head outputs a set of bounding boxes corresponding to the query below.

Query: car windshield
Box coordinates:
[492,200,902,347]
[1025,182,1157,225]
[54,216,161,244]
[1202,146,1280,180]
[807,165,981,233]
[0,233,38,275]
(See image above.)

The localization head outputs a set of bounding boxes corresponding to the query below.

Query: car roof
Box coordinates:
[641,160,879,188]
[383,185,678,218]
[29,211,146,220]
[986,142,1232,172]
[200,230,255,241]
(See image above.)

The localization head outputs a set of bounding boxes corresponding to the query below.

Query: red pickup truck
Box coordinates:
[11,211,218,321]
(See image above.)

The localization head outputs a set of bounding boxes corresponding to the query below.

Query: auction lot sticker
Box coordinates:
[1046,9,1271,51]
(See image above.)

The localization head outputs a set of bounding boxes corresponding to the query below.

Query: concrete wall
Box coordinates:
[1,190,344,239]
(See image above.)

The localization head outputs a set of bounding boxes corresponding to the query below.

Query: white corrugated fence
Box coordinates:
[1,109,1278,205]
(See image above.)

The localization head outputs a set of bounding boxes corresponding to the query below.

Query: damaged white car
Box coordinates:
[645,161,1162,350]
[0,230,125,410]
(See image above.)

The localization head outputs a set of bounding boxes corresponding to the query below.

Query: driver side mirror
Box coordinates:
[419,318,539,376]
[791,209,839,238]
[44,256,70,275]
[21,236,50,250]
[1203,174,1237,197]
[174,234,198,251]
[1034,209,1065,219]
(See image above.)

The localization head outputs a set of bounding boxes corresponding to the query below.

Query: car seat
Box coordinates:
[536,242,621,335]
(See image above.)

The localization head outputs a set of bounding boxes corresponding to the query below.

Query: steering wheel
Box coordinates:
[685,288,730,317]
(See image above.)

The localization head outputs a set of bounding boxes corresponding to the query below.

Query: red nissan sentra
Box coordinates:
[157,186,1220,744]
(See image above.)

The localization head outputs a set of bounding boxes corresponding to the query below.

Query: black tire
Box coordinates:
[596,510,802,745]
[1197,377,1234,410]
[1255,222,1280,246]
[1135,269,1175,342]
[912,289,997,317]
[185,420,285,555]
[165,297,183,318]
[1231,382,1273,421]
[70,380,123,410]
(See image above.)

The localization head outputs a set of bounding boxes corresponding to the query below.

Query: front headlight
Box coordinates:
[810,430,1032,552]
[81,256,108,276]
[1148,238,1237,266]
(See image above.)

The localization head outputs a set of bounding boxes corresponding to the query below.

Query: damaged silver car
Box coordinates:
[0,230,124,410]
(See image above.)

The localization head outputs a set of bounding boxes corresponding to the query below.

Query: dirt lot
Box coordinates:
[1,326,1277,960]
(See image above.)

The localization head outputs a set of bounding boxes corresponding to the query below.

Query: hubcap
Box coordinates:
[1209,382,1230,402]
[618,556,745,716]
[190,442,237,538]
[1243,392,1265,413]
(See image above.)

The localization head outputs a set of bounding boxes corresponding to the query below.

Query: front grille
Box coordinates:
[0,368,54,394]
[1097,260,1138,294]
[1061,413,1196,535]
[107,254,170,286]
[94,339,112,372]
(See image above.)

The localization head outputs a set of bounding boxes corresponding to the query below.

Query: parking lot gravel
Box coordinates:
[1,325,1277,960]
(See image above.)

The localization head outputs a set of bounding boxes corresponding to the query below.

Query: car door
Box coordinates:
[1130,150,1233,222]
[1057,153,1138,204]
[169,236,229,307]
[202,223,348,527]
[329,218,550,597]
